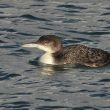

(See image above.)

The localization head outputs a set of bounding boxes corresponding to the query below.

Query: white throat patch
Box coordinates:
[39,53,55,65]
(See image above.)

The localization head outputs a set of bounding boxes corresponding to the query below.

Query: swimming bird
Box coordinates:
[22,35,110,67]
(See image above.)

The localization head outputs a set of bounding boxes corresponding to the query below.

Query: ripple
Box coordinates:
[16,49,30,53]
[56,4,87,14]
[9,49,31,56]
[63,38,93,45]
[105,7,110,10]
[20,14,50,21]
[60,89,95,94]
[77,89,95,93]
[60,89,74,93]
[0,71,20,81]
[101,106,110,109]
[56,5,83,14]
[98,78,110,82]
[15,80,39,85]
[73,106,99,110]
[102,12,110,15]
[75,38,92,42]
[56,8,80,13]
[30,4,46,7]
[63,39,79,44]
[0,44,19,48]
[87,82,104,86]
[0,15,17,19]
[0,4,12,8]
[57,4,87,9]
[38,26,53,30]
[36,98,56,102]
[67,30,110,35]
[1,101,30,109]
[104,26,110,29]
[17,32,37,36]
[0,40,6,43]
[91,93,110,98]
[11,92,32,95]
[0,11,3,14]
[63,19,80,23]
[61,10,80,13]
[36,106,70,110]
[0,28,16,33]
[33,0,46,1]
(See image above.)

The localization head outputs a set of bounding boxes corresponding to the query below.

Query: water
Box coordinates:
[0,0,110,110]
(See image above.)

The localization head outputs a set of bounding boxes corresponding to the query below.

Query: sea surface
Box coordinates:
[0,0,110,110]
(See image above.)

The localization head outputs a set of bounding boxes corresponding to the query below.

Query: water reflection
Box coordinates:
[29,58,83,75]
[40,65,75,75]
[29,59,68,75]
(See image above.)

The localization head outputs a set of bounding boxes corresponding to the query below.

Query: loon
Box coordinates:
[22,35,110,67]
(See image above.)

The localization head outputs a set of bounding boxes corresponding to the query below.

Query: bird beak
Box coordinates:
[22,42,39,48]
[22,41,53,52]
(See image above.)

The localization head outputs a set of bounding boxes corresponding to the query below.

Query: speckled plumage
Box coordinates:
[54,45,110,67]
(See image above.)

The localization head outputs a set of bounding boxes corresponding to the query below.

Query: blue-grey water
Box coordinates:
[0,0,110,110]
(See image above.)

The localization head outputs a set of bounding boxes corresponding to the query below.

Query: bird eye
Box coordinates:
[43,40,49,44]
